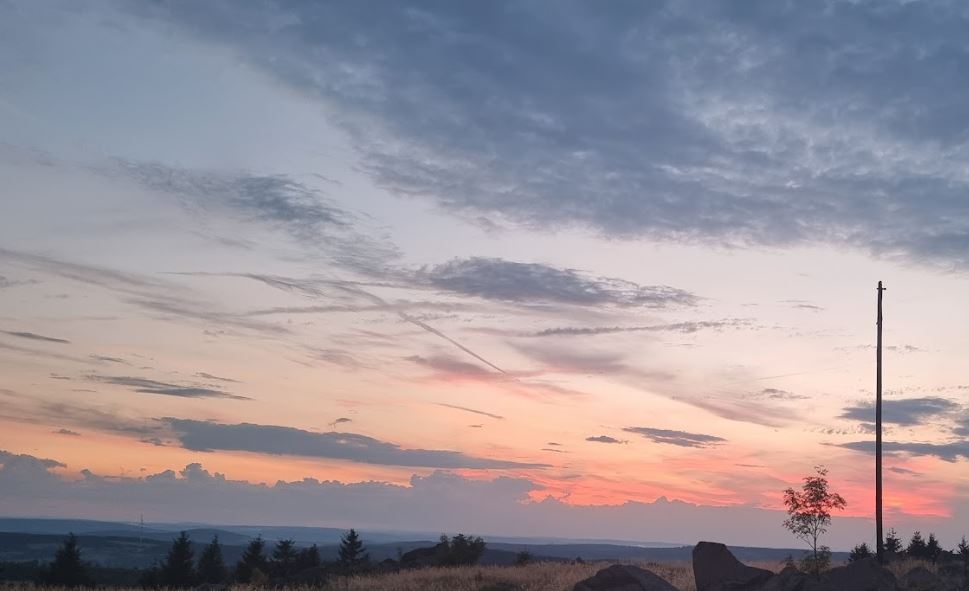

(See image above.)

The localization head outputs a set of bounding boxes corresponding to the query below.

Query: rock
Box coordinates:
[757,566,811,591]
[899,566,939,591]
[692,542,774,591]
[822,557,897,591]
[573,564,681,591]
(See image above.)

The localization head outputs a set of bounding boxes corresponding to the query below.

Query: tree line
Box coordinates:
[30,529,488,588]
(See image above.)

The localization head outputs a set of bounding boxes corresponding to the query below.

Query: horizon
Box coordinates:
[3,1,969,553]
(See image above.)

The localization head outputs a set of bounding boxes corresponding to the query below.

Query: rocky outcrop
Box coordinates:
[693,542,774,591]
[573,564,681,591]
[822,557,897,591]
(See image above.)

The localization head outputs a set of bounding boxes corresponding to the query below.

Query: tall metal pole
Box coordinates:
[876,281,885,563]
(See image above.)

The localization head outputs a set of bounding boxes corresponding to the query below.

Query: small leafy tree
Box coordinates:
[849,543,872,562]
[44,533,92,587]
[782,466,846,576]
[446,534,487,566]
[196,536,228,584]
[160,531,195,588]
[907,531,928,559]
[514,550,533,566]
[338,529,369,574]
[235,536,268,583]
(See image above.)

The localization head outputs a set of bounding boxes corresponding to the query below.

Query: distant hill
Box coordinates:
[0,517,846,568]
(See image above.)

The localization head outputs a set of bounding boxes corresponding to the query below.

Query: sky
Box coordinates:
[2,0,969,550]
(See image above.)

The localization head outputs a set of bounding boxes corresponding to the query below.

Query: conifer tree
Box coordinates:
[926,533,942,564]
[235,536,268,583]
[160,531,195,588]
[907,531,927,559]
[44,533,92,588]
[196,536,228,584]
[271,539,297,579]
[885,529,903,555]
[338,529,369,574]
[295,544,321,571]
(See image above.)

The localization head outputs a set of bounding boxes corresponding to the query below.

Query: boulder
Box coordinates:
[692,542,774,591]
[573,564,681,591]
[822,557,897,591]
[899,566,940,591]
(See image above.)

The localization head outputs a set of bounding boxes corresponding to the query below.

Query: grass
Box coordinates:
[0,559,799,591]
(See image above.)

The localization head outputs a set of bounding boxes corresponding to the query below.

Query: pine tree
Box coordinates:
[295,544,321,571]
[957,536,969,578]
[926,533,942,564]
[338,529,369,574]
[196,536,228,584]
[235,536,268,583]
[907,531,928,559]
[44,533,92,587]
[885,528,903,555]
[271,539,297,579]
[160,531,195,588]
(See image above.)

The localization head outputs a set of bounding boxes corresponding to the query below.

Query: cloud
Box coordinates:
[420,258,696,308]
[622,427,725,448]
[840,440,969,463]
[0,330,70,344]
[840,397,960,427]
[0,450,65,469]
[0,450,929,548]
[163,418,548,470]
[527,319,751,337]
[87,375,250,400]
[586,435,625,444]
[677,396,797,428]
[109,160,397,274]
[195,372,239,383]
[753,388,808,401]
[435,403,504,421]
[130,1,969,270]
[53,429,81,436]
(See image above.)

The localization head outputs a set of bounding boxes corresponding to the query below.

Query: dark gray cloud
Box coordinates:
[840,440,969,463]
[132,1,969,269]
[528,319,751,337]
[435,403,504,420]
[1,330,70,344]
[622,427,725,448]
[163,418,548,469]
[195,372,239,383]
[586,435,625,444]
[840,397,960,427]
[88,375,250,400]
[420,258,696,308]
[0,450,65,469]
[754,388,808,401]
[53,429,81,437]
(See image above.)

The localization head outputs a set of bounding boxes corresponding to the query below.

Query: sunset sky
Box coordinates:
[3,0,969,550]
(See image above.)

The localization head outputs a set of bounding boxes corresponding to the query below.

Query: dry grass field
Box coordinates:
[13,557,942,591]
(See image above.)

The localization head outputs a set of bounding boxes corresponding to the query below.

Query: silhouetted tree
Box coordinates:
[885,528,903,556]
[445,534,486,566]
[907,531,928,559]
[295,544,321,571]
[160,531,195,588]
[44,533,92,588]
[782,466,846,577]
[849,543,872,562]
[926,533,942,564]
[271,539,297,579]
[338,529,369,574]
[957,536,969,578]
[235,537,268,583]
[514,550,533,566]
[196,536,228,584]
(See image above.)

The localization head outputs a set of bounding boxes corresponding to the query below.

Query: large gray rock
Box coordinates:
[692,542,774,591]
[573,564,681,591]
[822,557,897,591]
[899,566,940,591]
